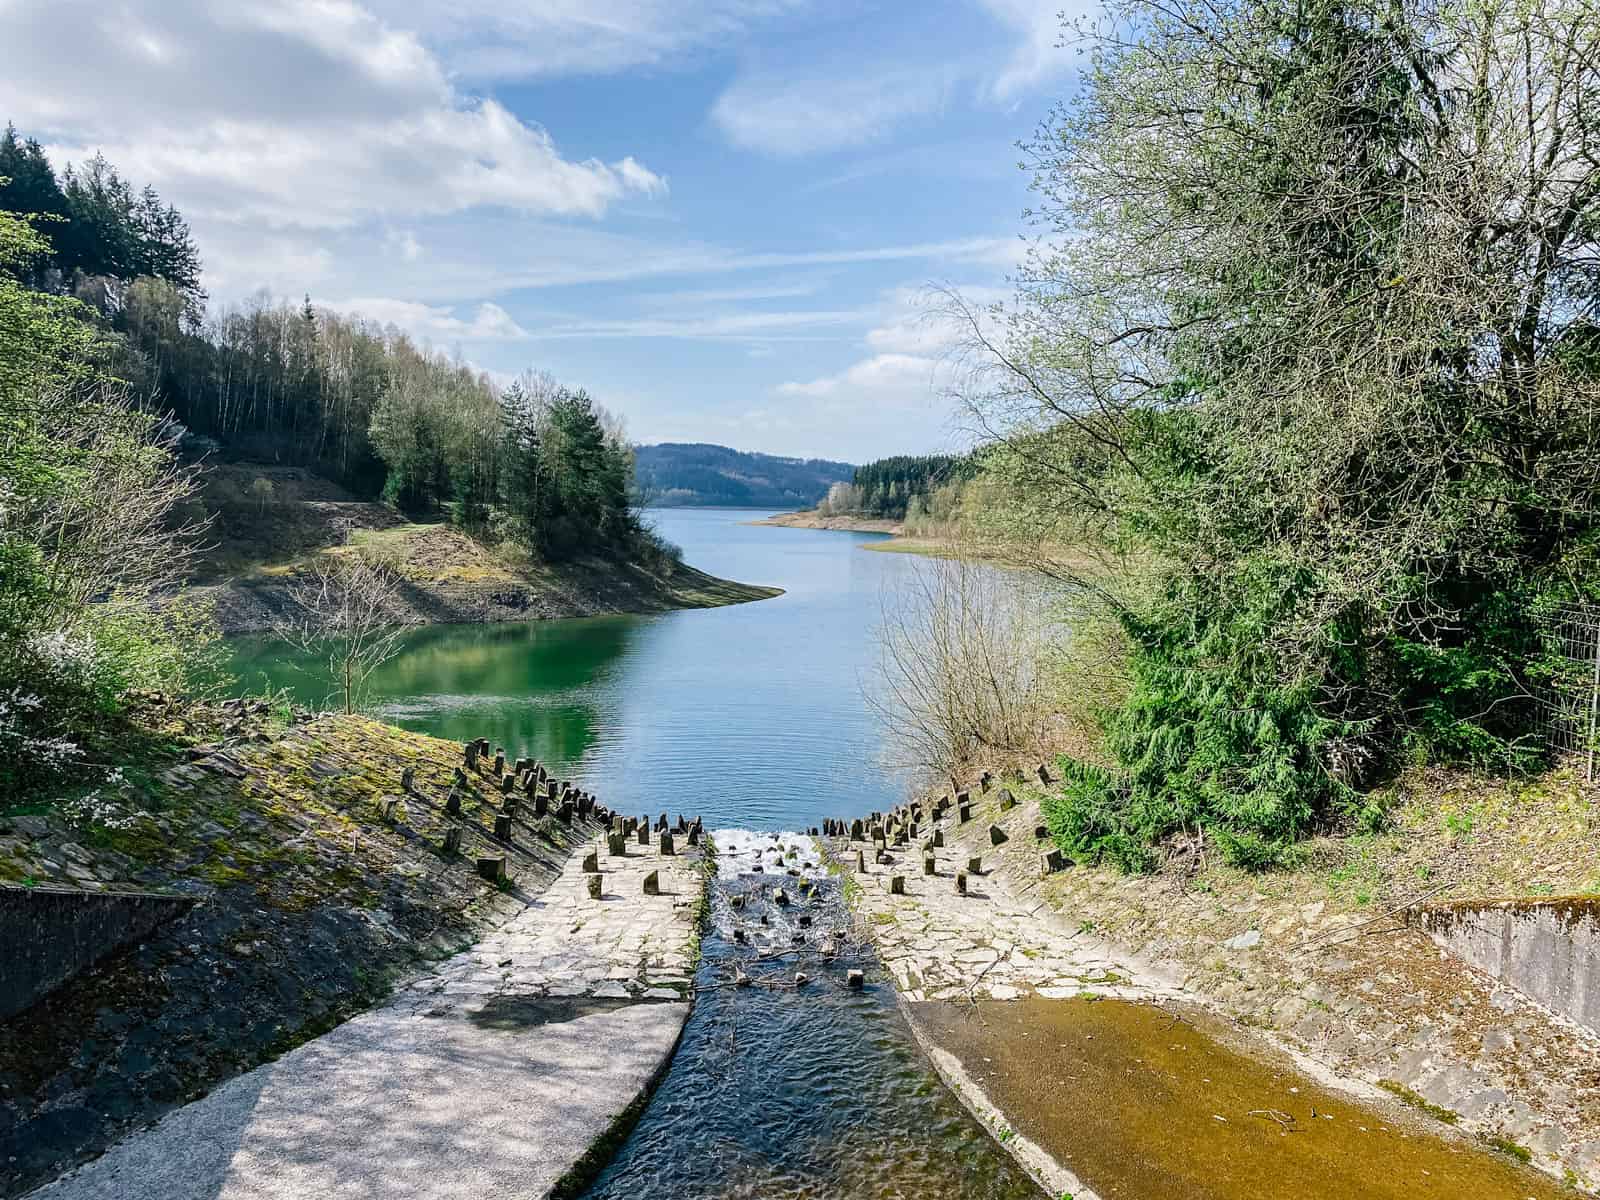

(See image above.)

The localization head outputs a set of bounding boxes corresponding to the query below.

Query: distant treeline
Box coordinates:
[0,124,661,566]
[633,442,854,508]
[816,454,977,520]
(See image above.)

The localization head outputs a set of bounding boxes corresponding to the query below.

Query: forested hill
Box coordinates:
[633,443,854,507]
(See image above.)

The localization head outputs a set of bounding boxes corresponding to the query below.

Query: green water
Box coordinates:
[228,509,921,829]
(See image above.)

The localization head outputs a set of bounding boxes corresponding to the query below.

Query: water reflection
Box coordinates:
[227,510,922,830]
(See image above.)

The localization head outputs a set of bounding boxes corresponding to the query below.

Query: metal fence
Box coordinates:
[1544,604,1600,780]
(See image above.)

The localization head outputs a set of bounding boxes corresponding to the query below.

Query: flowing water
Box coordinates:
[577,830,1043,1200]
[231,511,1044,1196]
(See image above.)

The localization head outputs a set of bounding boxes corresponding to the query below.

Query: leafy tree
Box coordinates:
[962,0,1600,868]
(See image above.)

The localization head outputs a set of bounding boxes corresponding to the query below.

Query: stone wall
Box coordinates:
[0,886,194,1021]
[1413,897,1599,1036]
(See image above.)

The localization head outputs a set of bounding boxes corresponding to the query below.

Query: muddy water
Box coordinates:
[577,831,1045,1200]
[915,996,1571,1200]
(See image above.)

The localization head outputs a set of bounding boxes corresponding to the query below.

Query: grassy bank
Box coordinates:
[190,465,781,634]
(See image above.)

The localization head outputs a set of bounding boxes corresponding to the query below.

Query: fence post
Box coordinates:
[1587,615,1600,783]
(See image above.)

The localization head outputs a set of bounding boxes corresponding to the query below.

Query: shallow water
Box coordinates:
[228,509,920,830]
[577,831,1045,1200]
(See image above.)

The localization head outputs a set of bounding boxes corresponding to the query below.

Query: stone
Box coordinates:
[657,812,669,832]
[773,889,789,906]
[464,743,478,770]
[956,871,968,895]
[642,870,660,896]
[798,914,813,927]
[493,751,505,776]
[1036,762,1053,785]
[1223,929,1262,951]
[687,825,700,846]
[923,854,936,876]
[558,801,574,823]
[534,794,548,818]
[586,873,603,899]
[980,770,993,791]
[932,829,944,848]
[442,828,461,855]
[613,816,625,833]
[847,969,865,989]
[855,850,866,871]
[637,825,650,846]
[958,803,971,824]
[989,825,1008,846]
[500,775,516,795]
[795,972,809,986]
[607,832,627,856]
[956,789,971,808]
[445,789,462,816]
[582,849,599,873]
[659,831,676,856]
[850,819,864,841]
[734,930,748,945]
[1041,849,1066,874]
[967,856,982,874]
[453,766,468,788]
[1034,824,1049,840]
[889,875,905,895]
[998,788,1017,812]
[476,855,506,884]
[503,797,520,819]
[379,797,398,822]
[400,766,415,792]
[494,814,513,842]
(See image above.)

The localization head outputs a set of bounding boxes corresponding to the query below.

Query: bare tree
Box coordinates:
[869,547,1054,776]
[284,556,406,714]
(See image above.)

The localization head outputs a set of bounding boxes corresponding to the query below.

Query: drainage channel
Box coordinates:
[577,829,1045,1199]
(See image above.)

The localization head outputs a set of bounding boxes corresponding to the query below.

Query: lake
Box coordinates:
[227,509,923,830]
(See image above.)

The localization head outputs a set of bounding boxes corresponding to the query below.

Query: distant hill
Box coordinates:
[633,443,855,508]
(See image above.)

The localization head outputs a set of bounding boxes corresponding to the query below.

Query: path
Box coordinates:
[28,835,704,1200]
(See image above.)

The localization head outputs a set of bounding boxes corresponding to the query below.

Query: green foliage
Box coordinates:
[980,0,1600,869]
[849,455,977,520]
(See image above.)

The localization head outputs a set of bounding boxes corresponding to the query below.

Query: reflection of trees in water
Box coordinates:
[228,615,648,772]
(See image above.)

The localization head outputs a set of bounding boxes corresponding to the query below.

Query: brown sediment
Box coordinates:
[912,995,1572,1200]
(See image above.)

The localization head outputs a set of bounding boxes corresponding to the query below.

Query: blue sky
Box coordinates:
[0,0,1091,461]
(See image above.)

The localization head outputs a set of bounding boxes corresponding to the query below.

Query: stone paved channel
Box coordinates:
[28,829,705,1200]
[823,800,1169,1004]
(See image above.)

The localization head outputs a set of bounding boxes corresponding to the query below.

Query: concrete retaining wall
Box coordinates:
[0,886,194,1021]
[1413,897,1599,1037]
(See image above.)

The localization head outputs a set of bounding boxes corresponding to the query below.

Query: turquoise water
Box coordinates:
[228,510,921,829]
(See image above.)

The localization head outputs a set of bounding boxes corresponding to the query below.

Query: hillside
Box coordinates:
[184,464,781,634]
[633,442,854,508]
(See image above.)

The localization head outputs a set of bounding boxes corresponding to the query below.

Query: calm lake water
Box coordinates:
[228,509,921,830]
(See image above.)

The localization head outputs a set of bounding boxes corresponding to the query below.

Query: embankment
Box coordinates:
[749,510,904,534]
[0,715,608,1195]
[823,766,1600,1195]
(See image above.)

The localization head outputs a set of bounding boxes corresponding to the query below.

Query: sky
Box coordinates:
[0,0,1091,462]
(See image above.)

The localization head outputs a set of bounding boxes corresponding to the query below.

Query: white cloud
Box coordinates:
[538,308,870,342]
[978,0,1078,101]
[368,0,800,79]
[778,352,942,401]
[328,297,530,342]
[711,68,954,157]
[0,0,665,235]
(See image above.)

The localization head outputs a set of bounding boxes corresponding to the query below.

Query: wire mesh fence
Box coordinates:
[1543,604,1600,780]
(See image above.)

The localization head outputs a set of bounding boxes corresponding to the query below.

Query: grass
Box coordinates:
[1377,1079,1460,1125]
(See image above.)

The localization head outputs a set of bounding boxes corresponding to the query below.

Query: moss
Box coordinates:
[1377,1079,1460,1125]
[1483,1136,1533,1165]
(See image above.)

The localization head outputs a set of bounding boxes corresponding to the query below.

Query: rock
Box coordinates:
[586,873,603,899]
[400,766,415,792]
[967,856,982,874]
[923,854,936,876]
[956,871,968,896]
[1223,929,1262,951]
[794,972,810,986]
[998,788,1017,812]
[445,789,462,816]
[642,870,660,896]
[735,968,752,986]
[493,814,513,842]
[958,803,971,824]
[659,831,675,856]
[989,825,1008,846]
[889,875,906,895]
[582,849,599,873]
[607,832,627,857]
[1036,762,1053,785]
[773,889,790,906]
[1041,849,1066,875]
[637,825,650,846]
[442,828,461,855]
[847,969,865,989]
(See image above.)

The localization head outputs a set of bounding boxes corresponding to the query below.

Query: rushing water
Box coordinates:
[228,509,919,830]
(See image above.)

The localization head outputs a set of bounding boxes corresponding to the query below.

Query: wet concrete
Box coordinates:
[913,996,1573,1200]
